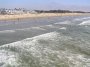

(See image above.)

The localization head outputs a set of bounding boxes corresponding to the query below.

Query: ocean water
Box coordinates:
[0,16,90,67]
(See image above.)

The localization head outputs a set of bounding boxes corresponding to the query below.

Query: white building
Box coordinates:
[5,9,25,15]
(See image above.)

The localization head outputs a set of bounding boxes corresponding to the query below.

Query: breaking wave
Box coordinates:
[16,26,46,31]
[59,27,67,30]
[31,27,46,30]
[0,32,90,67]
[45,24,57,28]
[0,30,15,33]
[54,21,71,25]
[74,17,90,21]
[79,20,90,25]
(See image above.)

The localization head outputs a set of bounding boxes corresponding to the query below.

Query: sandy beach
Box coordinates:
[0,13,86,20]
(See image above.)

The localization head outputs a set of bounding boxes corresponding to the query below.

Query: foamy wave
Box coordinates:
[0,32,90,67]
[0,30,15,33]
[31,27,46,30]
[0,50,18,67]
[74,17,90,21]
[15,28,31,31]
[82,17,90,20]
[79,20,90,25]
[54,21,71,25]
[59,27,67,30]
[45,24,57,28]
[15,26,46,31]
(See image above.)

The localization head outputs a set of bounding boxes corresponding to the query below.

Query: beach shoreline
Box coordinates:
[0,13,89,21]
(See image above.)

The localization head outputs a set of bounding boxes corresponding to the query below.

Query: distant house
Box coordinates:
[5,9,25,15]
[0,8,38,15]
[0,9,7,15]
[30,10,38,14]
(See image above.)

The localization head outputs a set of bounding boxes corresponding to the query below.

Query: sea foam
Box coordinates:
[79,20,90,25]
[0,32,90,67]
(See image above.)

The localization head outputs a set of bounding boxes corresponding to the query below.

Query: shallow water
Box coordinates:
[0,15,90,67]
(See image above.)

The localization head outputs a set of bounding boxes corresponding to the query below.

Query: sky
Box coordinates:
[0,0,90,11]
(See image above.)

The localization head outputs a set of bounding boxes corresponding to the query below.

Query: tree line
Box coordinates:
[35,10,87,13]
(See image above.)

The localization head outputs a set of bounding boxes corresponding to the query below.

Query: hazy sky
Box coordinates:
[0,0,90,11]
